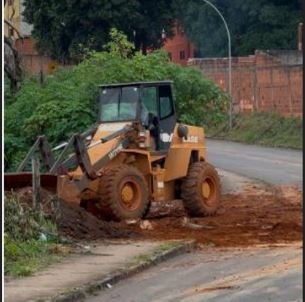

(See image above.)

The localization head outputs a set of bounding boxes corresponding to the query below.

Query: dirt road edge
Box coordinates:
[34,240,195,302]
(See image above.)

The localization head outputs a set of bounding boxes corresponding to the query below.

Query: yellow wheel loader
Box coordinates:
[5,81,221,221]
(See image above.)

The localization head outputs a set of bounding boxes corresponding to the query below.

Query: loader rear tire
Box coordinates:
[181,161,220,217]
[98,165,149,221]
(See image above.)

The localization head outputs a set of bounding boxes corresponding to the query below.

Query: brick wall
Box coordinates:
[15,37,57,75]
[188,50,303,117]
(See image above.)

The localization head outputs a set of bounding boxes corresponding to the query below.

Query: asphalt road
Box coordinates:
[85,140,302,302]
[86,245,302,302]
[206,139,302,187]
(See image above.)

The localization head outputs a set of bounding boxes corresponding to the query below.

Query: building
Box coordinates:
[4,0,56,76]
[161,24,196,66]
[4,0,32,38]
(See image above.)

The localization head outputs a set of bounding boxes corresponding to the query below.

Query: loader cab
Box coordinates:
[98,81,177,151]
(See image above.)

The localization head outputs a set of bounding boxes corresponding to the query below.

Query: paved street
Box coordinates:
[86,245,302,302]
[85,141,302,302]
[206,139,302,187]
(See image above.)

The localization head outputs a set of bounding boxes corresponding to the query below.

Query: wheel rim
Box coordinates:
[201,178,216,206]
[119,179,141,211]
[121,184,134,202]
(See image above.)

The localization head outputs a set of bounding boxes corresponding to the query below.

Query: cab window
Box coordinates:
[159,85,173,119]
[142,87,158,115]
[100,86,138,121]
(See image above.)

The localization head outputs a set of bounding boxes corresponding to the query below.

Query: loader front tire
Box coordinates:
[98,165,149,221]
[181,162,220,217]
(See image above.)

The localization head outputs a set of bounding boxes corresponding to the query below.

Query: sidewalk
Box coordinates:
[4,170,261,302]
[5,240,175,302]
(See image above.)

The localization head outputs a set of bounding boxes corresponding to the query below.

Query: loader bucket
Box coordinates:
[4,172,58,193]
[4,172,81,204]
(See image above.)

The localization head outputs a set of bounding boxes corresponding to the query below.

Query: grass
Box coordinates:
[4,194,70,277]
[4,238,64,277]
[207,112,302,149]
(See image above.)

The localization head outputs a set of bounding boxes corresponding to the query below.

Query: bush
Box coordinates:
[4,194,57,241]
[5,29,228,170]
[4,194,62,276]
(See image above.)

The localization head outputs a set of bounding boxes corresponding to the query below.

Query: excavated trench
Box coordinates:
[7,184,302,247]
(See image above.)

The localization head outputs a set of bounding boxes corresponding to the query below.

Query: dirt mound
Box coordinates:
[7,184,302,247]
[8,187,134,240]
[126,184,303,247]
[56,201,133,240]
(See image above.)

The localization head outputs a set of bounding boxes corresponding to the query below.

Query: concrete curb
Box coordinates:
[33,240,195,302]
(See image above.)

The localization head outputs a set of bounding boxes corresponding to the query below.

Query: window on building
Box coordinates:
[179,51,185,60]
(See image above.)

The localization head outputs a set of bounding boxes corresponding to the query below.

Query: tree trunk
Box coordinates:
[4,37,22,93]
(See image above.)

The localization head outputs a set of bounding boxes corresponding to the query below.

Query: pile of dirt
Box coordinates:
[126,184,303,247]
[8,187,134,241]
[7,184,302,247]
[56,201,133,240]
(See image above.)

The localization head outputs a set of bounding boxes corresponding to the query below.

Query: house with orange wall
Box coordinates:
[161,24,196,66]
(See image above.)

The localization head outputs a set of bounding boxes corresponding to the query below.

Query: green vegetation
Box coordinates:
[4,194,67,277]
[207,112,303,149]
[178,0,302,56]
[5,237,63,277]
[5,29,228,171]
[22,0,302,61]
[23,0,179,62]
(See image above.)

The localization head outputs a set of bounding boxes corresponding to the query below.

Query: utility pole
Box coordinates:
[298,23,303,51]
[201,0,233,128]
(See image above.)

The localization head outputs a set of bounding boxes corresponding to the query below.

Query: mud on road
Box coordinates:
[127,184,302,247]
[9,183,302,247]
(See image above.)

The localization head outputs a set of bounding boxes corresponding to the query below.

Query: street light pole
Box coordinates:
[133,29,136,48]
[201,0,232,128]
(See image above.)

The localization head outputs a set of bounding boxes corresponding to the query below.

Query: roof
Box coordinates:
[98,80,173,88]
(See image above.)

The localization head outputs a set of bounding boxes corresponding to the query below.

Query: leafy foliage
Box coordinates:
[23,0,179,62]
[4,193,68,277]
[5,29,228,171]
[21,0,302,60]
[178,0,302,56]
[4,236,61,277]
[4,194,57,241]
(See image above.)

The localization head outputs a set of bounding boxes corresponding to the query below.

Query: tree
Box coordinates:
[4,35,22,93]
[177,0,302,57]
[5,29,228,170]
[4,0,23,92]
[23,0,178,62]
